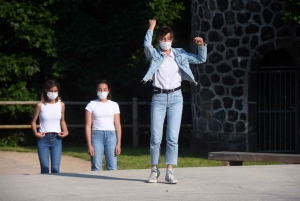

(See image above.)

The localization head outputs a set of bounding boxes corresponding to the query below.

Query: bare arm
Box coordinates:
[114,113,122,156]
[58,102,69,138]
[85,110,94,156]
[30,102,45,139]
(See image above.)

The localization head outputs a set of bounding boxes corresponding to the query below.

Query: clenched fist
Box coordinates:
[148,19,156,31]
[194,37,204,46]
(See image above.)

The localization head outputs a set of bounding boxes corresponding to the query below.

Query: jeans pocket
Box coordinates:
[152,93,163,102]
[173,90,183,97]
[153,93,163,97]
[109,130,116,135]
[37,135,46,141]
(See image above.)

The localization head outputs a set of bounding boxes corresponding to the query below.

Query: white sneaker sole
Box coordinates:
[165,180,178,184]
[148,179,158,183]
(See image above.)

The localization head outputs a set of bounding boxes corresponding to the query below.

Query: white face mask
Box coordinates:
[159,41,172,51]
[47,92,58,100]
[97,91,108,100]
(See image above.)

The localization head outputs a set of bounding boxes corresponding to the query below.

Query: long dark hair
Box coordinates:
[41,80,61,104]
[96,79,112,100]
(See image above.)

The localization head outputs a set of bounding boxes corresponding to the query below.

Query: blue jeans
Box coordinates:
[91,130,117,171]
[37,133,62,174]
[150,90,183,165]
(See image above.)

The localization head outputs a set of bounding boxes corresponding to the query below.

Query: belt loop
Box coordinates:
[160,88,163,94]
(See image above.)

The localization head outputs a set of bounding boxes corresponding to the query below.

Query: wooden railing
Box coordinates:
[0,99,192,147]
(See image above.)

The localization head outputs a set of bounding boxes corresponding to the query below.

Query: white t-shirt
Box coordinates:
[85,100,120,131]
[39,101,62,133]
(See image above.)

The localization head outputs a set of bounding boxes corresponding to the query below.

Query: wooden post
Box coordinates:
[132,97,138,147]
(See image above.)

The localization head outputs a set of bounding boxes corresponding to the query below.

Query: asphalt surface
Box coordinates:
[0,151,300,201]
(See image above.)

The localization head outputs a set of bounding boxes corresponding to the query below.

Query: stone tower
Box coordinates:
[190,0,300,154]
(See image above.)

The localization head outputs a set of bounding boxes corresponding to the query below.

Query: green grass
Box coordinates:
[0,146,284,169]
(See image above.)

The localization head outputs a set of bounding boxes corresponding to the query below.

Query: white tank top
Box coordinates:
[39,101,62,133]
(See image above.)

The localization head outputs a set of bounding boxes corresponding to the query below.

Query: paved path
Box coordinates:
[1,151,300,201]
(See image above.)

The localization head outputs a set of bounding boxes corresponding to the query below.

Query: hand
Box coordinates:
[115,145,121,156]
[35,132,45,139]
[194,37,204,46]
[58,131,68,138]
[88,146,94,156]
[148,19,156,30]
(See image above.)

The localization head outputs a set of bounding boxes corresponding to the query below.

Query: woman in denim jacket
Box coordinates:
[143,19,207,184]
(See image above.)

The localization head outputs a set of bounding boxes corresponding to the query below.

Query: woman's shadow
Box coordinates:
[48,172,147,183]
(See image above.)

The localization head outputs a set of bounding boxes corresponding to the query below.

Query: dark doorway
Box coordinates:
[257,49,299,153]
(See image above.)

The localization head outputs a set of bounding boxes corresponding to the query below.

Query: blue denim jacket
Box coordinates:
[142,30,207,85]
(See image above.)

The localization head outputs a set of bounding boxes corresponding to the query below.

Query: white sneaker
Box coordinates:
[148,167,160,183]
[165,169,178,184]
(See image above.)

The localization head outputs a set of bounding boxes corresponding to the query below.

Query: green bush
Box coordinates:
[0,132,27,147]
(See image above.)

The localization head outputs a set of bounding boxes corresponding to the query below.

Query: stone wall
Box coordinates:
[190,0,300,155]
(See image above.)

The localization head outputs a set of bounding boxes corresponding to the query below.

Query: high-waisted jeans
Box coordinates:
[150,90,183,165]
[37,132,62,174]
[91,130,117,171]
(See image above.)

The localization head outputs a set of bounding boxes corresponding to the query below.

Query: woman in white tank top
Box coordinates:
[85,80,122,170]
[31,80,69,174]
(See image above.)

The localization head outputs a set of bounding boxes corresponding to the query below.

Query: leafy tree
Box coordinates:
[48,0,188,101]
[0,0,190,106]
[283,0,300,24]
[0,0,191,146]
[0,0,190,109]
[0,0,58,114]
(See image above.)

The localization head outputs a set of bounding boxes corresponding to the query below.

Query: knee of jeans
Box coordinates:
[150,133,163,143]
[166,139,178,146]
[167,133,179,143]
[150,140,162,146]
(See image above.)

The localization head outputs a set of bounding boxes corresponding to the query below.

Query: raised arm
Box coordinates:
[184,36,207,64]
[144,19,157,61]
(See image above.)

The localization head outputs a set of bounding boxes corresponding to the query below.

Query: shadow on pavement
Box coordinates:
[48,172,147,183]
